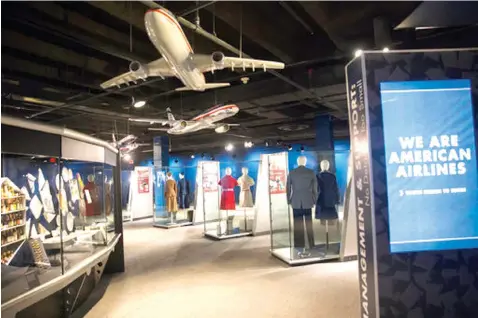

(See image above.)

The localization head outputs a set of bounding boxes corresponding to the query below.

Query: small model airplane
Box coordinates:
[129,104,240,135]
[100,8,285,92]
[110,134,151,154]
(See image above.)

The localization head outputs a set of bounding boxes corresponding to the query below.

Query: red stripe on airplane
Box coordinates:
[193,104,238,121]
[147,9,194,54]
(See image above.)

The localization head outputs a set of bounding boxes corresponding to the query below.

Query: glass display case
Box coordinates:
[1,117,122,317]
[153,165,195,229]
[201,159,261,240]
[269,150,350,265]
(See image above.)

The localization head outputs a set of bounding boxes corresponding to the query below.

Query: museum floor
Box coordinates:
[84,219,359,318]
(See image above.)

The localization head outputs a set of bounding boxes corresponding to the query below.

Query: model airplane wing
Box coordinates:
[193,54,285,73]
[100,58,176,89]
[129,117,172,125]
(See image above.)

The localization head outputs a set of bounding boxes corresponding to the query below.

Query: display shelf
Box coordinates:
[1,195,24,200]
[204,230,252,240]
[1,178,27,265]
[1,208,27,215]
[1,224,26,232]
[2,237,26,248]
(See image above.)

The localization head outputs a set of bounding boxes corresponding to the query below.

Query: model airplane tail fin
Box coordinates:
[175,83,230,92]
[166,108,175,121]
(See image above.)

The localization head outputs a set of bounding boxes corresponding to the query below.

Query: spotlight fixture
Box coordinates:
[225,143,234,152]
[265,141,269,147]
[244,141,254,148]
[123,153,131,161]
[382,47,390,53]
[354,49,363,57]
[191,154,195,159]
[132,97,146,108]
[287,145,293,151]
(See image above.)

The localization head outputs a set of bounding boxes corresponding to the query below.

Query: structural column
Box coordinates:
[153,136,169,217]
[314,115,336,173]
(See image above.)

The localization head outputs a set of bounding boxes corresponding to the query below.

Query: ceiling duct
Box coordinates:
[395,2,478,30]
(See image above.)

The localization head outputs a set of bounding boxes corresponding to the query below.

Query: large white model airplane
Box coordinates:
[100,8,285,91]
[130,104,240,135]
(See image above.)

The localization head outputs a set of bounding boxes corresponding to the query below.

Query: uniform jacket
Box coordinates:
[178,178,190,209]
[286,166,318,209]
[316,171,340,208]
[165,179,178,212]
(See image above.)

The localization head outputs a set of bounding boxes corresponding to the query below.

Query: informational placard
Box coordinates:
[381,79,478,253]
[137,168,150,194]
[268,153,287,194]
[202,162,219,193]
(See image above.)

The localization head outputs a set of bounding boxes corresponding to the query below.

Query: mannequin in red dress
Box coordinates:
[218,167,238,210]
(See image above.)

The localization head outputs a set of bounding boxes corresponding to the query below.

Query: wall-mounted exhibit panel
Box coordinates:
[346,48,478,318]
[1,116,123,317]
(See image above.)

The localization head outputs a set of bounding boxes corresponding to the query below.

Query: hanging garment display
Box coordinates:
[219,175,238,210]
[165,178,178,213]
[237,175,255,208]
[76,173,86,217]
[83,176,100,216]
[315,171,340,220]
[178,177,190,209]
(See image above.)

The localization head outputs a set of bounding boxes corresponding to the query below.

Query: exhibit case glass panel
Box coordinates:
[1,154,115,303]
[153,165,195,228]
[269,150,349,265]
[202,160,260,239]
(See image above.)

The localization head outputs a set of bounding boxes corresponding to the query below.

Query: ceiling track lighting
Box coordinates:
[132,96,146,108]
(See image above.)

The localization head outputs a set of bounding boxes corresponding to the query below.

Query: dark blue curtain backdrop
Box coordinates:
[137,140,350,204]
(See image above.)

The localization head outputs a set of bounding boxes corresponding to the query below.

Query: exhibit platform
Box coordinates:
[154,220,193,229]
[271,243,341,266]
[204,230,252,240]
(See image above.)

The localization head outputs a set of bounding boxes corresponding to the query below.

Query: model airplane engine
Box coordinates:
[129,61,148,78]
[177,120,188,128]
[211,52,225,69]
[214,124,230,134]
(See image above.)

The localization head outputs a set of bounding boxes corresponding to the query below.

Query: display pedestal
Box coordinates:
[347,48,478,318]
[204,231,252,240]
[271,245,340,266]
[154,220,193,229]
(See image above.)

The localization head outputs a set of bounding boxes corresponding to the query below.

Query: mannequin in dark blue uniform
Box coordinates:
[316,160,340,224]
[177,173,190,209]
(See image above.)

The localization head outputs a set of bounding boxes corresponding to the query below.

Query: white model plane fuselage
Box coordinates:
[100,8,285,91]
[145,9,205,91]
[130,104,240,135]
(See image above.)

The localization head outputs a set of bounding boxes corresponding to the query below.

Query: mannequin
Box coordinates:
[316,160,340,224]
[165,172,178,222]
[237,167,255,208]
[218,167,237,210]
[177,172,190,209]
[286,156,318,253]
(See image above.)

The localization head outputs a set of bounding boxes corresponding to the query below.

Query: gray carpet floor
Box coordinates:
[85,219,360,318]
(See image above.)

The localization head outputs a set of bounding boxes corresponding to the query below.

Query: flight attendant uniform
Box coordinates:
[165,179,178,213]
[218,175,237,210]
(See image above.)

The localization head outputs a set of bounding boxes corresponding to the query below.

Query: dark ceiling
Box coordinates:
[2,1,477,159]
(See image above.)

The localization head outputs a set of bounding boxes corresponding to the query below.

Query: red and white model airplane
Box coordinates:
[130,104,240,135]
[100,8,285,92]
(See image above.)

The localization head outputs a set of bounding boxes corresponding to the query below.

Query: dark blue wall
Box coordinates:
[138,140,351,203]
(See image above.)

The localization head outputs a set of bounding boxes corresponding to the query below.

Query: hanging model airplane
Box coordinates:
[129,104,240,135]
[100,8,285,91]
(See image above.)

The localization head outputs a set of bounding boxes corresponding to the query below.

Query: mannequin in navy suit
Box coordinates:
[177,173,190,209]
[316,160,340,224]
